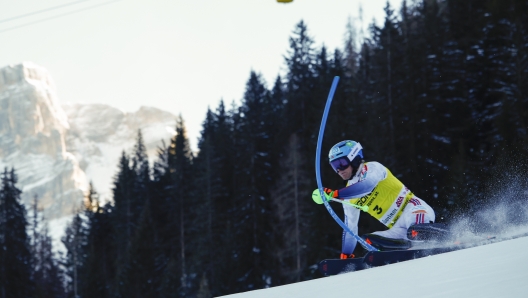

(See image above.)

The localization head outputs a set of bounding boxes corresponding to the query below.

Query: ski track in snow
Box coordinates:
[220,235,528,298]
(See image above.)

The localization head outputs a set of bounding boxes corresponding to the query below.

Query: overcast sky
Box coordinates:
[0,0,402,150]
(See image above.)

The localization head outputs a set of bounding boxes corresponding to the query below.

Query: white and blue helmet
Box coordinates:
[328,140,363,172]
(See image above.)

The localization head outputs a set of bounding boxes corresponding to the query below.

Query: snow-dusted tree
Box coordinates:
[269,133,311,284]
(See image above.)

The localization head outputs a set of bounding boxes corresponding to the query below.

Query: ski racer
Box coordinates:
[312,140,436,259]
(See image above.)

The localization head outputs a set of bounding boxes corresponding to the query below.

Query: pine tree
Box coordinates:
[268,76,288,182]
[269,134,312,284]
[29,198,64,298]
[343,16,360,78]
[62,213,87,298]
[394,0,427,181]
[167,115,194,296]
[150,138,185,296]
[115,201,160,297]
[131,129,150,218]
[189,107,231,296]
[228,71,280,290]
[111,130,159,296]
[0,168,35,298]
[78,183,115,297]
[480,0,528,147]
[111,150,136,285]
[202,101,242,295]
[368,2,405,166]
[420,0,486,214]
[158,257,179,298]
[284,20,317,141]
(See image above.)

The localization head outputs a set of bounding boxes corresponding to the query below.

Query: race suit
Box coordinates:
[339,161,436,255]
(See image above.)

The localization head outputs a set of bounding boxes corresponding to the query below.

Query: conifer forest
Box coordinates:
[1,0,528,297]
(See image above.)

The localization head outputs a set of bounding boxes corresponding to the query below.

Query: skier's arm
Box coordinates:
[336,164,386,199]
[337,179,378,199]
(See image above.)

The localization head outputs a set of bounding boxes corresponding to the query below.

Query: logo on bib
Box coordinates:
[396,196,404,207]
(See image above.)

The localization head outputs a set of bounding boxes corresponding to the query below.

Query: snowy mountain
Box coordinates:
[0,62,177,221]
[62,102,177,206]
[221,232,528,298]
[0,62,87,220]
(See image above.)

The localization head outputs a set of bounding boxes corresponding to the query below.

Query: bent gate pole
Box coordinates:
[315,76,378,252]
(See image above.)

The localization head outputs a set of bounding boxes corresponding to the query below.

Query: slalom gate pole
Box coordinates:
[315,76,378,252]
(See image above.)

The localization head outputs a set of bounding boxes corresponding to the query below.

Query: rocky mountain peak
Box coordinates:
[0,62,69,157]
[0,62,176,220]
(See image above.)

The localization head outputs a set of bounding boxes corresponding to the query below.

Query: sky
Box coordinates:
[220,233,528,298]
[0,0,402,151]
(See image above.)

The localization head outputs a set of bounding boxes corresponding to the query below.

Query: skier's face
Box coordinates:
[337,164,353,180]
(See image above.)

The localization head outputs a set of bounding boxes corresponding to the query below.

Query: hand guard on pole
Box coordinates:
[312,189,327,204]
[312,188,338,204]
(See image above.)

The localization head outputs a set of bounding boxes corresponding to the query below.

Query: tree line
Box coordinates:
[1,0,527,296]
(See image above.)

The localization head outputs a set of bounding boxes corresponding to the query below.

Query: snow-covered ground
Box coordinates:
[221,234,528,298]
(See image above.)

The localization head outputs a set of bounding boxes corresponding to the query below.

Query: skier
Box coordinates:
[312,140,436,259]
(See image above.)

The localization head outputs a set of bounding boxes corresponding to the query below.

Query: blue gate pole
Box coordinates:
[315,76,378,252]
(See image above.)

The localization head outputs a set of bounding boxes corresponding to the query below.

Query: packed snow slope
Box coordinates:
[221,235,528,298]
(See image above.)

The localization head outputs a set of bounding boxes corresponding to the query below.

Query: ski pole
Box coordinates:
[329,198,369,212]
[314,76,378,252]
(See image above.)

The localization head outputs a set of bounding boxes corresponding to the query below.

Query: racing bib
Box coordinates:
[348,166,413,228]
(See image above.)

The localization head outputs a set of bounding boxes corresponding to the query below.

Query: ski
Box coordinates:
[318,223,503,276]
[318,247,457,276]
[362,247,456,267]
[318,257,368,276]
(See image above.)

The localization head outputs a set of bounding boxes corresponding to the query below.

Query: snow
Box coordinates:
[47,214,74,256]
[62,101,176,204]
[221,235,528,298]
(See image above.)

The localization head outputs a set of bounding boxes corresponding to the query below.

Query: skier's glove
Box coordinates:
[311,188,339,204]
[324,188,339,198]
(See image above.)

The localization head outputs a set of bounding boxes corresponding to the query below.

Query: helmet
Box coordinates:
[328,140,363,172]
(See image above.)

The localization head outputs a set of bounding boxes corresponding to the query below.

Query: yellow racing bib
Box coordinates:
[348,166,413,228]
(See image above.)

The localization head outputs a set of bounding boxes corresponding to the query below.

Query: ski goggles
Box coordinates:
[330,157,350,173]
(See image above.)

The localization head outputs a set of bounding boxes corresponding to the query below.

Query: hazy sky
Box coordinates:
[0,0,402,150]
